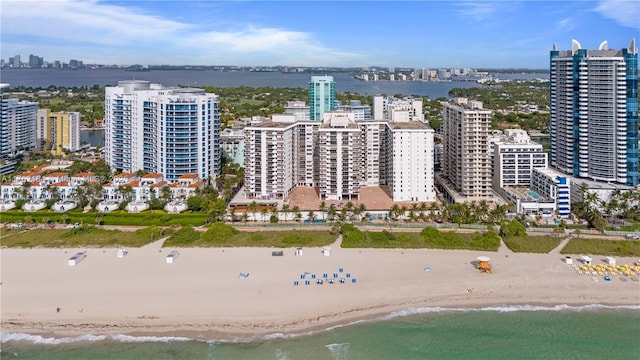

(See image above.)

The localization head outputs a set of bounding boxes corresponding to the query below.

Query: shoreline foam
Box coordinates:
[2,241,639,342]
[2,303,639,344]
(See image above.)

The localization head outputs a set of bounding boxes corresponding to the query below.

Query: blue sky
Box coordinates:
[1,0,638,68]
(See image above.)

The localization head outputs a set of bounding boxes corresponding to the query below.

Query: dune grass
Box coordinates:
[502,235,561,253]
[0,226,172,248]
[162,222,337,248]
[340,224,500,251]
[560,238,640,257]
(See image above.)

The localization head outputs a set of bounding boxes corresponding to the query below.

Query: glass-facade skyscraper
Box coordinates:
[549,39,638,186]
[308,75,336,120]
[105,80,221,181]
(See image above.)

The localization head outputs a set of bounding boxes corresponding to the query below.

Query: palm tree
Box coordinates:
[419,202,428,222]
[389,204,400,221]
[344,201,354,221]
[249,201,258,222]
[270,206,279,222]
[429,202,439,223]
[573,228,582,238]
[477,200,489,223]
[123,185,134,202]
[399,205,407,222]
[281,204,290,222]
[319,201,327,220]
[356,203,366,222]
[20,181,31,200]
[260,207,268,222]
[161,186,172,202]
[307,211,315,223]
[328,206,337,222]
[49,186,60,203]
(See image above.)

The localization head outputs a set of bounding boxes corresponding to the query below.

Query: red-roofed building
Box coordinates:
[70,172,96,186]
[41,172,69,186]
[169,174,205,199]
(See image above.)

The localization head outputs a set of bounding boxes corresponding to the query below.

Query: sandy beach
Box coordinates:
[1,236,639,340]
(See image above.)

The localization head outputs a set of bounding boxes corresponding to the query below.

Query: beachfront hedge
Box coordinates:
[560,238,640,256]
[340,224,500,251]
[0,225,172,248]
[502,235,561,253]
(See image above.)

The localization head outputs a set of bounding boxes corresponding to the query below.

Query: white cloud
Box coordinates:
[0,0,366,65]
[455,2,497,20]
[594,0,640,29]
[555,18,575,31]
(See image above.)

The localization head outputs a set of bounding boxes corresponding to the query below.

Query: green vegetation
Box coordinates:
[448,81,550,132]
[572,186,640,231]
[499,220,560,253]
[560,238,640,257]
[340,224,500,251]
[621,221,640,232]
[7,85,105,126]
[0,225,172,248]
[162,222,337,248]
[0,209,208,226]
[502,236,561,253]
[449,80,549,110]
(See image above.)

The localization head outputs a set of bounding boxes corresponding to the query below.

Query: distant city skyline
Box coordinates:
[1,1,639,68]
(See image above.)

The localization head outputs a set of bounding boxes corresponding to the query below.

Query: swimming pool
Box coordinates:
[527,191,540,200]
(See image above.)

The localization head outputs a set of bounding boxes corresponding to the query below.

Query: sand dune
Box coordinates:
[1,237,639,339]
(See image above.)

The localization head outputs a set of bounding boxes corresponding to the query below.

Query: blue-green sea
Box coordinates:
[2,305,639,360]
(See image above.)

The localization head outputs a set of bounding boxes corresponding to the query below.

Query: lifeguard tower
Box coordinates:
[477,256,492,273]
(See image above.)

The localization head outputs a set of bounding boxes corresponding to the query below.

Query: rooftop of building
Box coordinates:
[249,121,297,129]
[141,173,163,178]
[71,172,95,178]
[502,186,553,202]
[386,121,432,130]
[43,172,68,178]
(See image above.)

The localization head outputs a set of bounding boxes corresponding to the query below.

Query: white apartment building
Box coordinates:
[283,100,310,121]
[244,121,297,200]
[317,112,363,200]
[493,129,547,189]
[105,80,221,181]
[243,111,436,203]
[335,100,372,121]
[384,121,436,202]
[1,85,38,160]
[359,121,386,186]
[531,167,571,218]
[296,121,320,187]
[441,98,493,202]
[220,128,245,165]
[372,95,424,122]
[36,108,50,150]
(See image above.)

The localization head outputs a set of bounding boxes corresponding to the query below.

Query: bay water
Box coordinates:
[2,305,638,359]
[0,69,548,99]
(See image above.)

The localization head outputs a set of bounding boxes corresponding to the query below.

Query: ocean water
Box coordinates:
[2,305,639,360]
